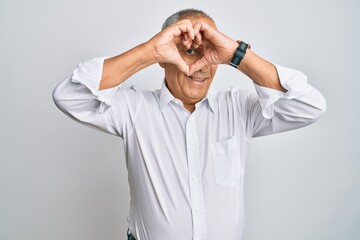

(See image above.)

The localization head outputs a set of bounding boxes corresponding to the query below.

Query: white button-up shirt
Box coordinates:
[53,57,326,240]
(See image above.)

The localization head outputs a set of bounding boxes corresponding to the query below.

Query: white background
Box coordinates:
[0,0,359,239]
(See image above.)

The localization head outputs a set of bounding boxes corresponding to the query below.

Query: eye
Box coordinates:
[185,48,197,55]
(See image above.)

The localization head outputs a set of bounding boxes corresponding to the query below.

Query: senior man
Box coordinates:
[53,8,326,240]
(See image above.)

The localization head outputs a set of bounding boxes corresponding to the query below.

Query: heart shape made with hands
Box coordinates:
[175,30,215,76]
[158,19,232,76]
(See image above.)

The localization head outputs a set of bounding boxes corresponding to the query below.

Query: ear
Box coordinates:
[159,62,165,68]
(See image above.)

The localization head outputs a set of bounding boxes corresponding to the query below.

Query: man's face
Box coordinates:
[160,17,218,110]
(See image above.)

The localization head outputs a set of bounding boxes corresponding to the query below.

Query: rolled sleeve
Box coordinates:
[254,64,310,119]
[52,56,138,138]
[71,57,119,113]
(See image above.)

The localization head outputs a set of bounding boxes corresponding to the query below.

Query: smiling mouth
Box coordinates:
[187,75,207,82]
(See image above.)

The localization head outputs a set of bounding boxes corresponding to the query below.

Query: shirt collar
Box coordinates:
[159,81,175,112]
[159,80,215,113]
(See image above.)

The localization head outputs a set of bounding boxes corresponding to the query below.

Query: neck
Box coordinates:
[184,103,196,113]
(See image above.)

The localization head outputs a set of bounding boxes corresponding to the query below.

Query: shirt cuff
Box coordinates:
[254,64,310,119]
[71,57,119,113]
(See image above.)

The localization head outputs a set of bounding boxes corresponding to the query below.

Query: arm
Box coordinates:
[189,20,326,135]
[53,19,200,136]
[243,65,327,137]
[99,19,199,90]
[238,50,287,92]
[98,43,155,90]
[189,21,286,92]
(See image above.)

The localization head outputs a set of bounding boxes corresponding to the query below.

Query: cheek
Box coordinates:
[164,64,179,77]
[210,65,218,76]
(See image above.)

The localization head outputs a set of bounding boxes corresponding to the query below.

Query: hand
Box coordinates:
[189,21,238,75]
[147,19,202,75]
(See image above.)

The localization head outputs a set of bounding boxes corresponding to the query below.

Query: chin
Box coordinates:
[186,91,206,101]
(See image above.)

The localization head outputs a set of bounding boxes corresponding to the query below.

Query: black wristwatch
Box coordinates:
[229,41,250,68]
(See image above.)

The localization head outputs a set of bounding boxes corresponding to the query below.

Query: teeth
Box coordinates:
[188,75,206,82]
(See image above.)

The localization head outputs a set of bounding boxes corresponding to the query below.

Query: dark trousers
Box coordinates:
[127,229,136,240]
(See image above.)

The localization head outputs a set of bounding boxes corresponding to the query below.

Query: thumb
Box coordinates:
[189,57,208,75]
[174,57,190,76]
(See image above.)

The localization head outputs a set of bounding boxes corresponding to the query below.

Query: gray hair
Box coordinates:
[162,9,213,30]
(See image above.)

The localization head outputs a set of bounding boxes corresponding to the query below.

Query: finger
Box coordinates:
[181,33,189,47]
[182,34,192,49]
[182,32,189,44]
[167,21,193,40]
[194,33,202,46]
[200,38,213,48]
[189,57,208,75]
[191,42,199,48]
[193,21,201,36]
[197,21,218,41]
[176,22,195,40]
[193,21,202,45]
[175,57,190,76]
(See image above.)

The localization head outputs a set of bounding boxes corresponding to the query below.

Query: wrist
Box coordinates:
[141,41,160,65]
[229,40,251,68]
[227,40,239,63]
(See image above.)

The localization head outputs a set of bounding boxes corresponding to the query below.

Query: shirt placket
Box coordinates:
[186,113,206,240]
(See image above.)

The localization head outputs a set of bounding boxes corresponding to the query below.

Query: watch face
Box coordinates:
[239,42,248,51]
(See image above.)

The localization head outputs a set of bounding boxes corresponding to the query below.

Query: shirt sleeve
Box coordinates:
[52,57,140,138]
[243,64,327,138]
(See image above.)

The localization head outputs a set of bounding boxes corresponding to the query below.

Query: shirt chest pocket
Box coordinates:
[210,135,242,187]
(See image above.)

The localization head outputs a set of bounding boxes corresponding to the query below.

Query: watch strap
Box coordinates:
[229,41,250,68]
